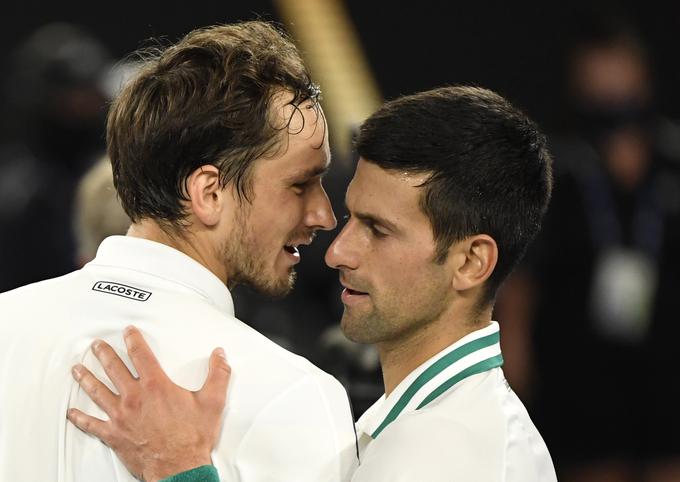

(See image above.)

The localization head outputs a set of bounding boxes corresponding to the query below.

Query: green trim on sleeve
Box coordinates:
[160,465,220,482]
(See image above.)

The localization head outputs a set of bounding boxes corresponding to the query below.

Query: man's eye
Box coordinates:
[369,223,387,238]
[292,182,307,194]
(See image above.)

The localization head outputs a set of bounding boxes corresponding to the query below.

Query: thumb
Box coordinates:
[197,348,231,412]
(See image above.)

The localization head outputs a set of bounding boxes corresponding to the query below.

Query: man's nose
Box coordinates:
[325,222,358,270]
[306,185,337,231]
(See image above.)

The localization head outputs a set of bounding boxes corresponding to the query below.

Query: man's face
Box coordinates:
[325,159,453,344]
[571,44,650,107]
[223,101,336,297]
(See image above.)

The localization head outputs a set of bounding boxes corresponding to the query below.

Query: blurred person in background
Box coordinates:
[497,15,680,482]
[0,23,111,292]
[73,156,131,266]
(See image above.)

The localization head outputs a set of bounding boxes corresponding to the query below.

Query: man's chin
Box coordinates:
[340,311,378,344]
[251,270,297,299]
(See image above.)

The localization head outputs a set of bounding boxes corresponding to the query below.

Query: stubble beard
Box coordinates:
[221,215,296,299]
[340,304,386,344]
[340,281,450,346]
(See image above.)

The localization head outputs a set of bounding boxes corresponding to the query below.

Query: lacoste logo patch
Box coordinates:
[92,281,152,302]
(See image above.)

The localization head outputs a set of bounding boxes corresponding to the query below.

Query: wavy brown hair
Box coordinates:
[107,21,320,227]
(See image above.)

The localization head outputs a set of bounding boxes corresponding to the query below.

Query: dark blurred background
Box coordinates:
[2,1,680,480]
[2,1,680,136]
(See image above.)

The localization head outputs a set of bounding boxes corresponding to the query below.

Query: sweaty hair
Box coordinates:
[107,21,320,227]
[355,86,553,306]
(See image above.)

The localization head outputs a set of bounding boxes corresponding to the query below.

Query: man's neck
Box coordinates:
[127,221,229,285]
[377,304,492,397]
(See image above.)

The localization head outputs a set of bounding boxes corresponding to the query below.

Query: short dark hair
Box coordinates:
[355,86,553,305]
[108,21,320,227]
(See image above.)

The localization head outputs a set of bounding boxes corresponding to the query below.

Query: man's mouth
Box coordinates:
[339,276,370,305]
[339,273,368,294]
[283,245,301,263]
[283,245,299,255]
[341,286,369,305]
[283,234,315,262]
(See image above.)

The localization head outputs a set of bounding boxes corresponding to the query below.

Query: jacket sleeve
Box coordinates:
[161,465,220,482]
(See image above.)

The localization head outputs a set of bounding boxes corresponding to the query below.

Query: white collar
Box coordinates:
[356,321,503,440]
[88,236,234,315]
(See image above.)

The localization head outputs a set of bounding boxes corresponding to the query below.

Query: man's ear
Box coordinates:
[185,165,223,227]
[448,235,498,292]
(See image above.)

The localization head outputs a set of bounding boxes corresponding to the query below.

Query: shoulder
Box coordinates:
[128,292,351,409]
[382,395,503,454]
[357,413,502,481]
[0,271,81,312]
[356,369,555,482]
[198,306,346,392]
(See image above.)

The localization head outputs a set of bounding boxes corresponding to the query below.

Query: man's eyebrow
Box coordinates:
[345,203,400,234]
[286,164,330,182]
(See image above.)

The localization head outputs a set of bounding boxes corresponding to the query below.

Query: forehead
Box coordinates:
[259,97,330,174]
[347,159,430,223]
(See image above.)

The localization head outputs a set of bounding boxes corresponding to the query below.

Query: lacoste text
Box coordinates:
[92,282,152,302]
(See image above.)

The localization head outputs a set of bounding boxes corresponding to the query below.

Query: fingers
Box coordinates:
[91,339,135,393]
[72,363,119,415]
[197,348,231,412]
[67,407,111,444]
[123,326,166,381]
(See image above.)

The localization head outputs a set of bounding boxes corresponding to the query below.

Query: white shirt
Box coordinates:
[352,322,556,482]
[0,236,358,482]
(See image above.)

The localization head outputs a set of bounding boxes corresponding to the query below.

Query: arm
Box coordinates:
[67,326,230,482]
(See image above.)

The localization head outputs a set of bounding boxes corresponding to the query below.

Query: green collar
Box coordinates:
[358,322,504,439]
